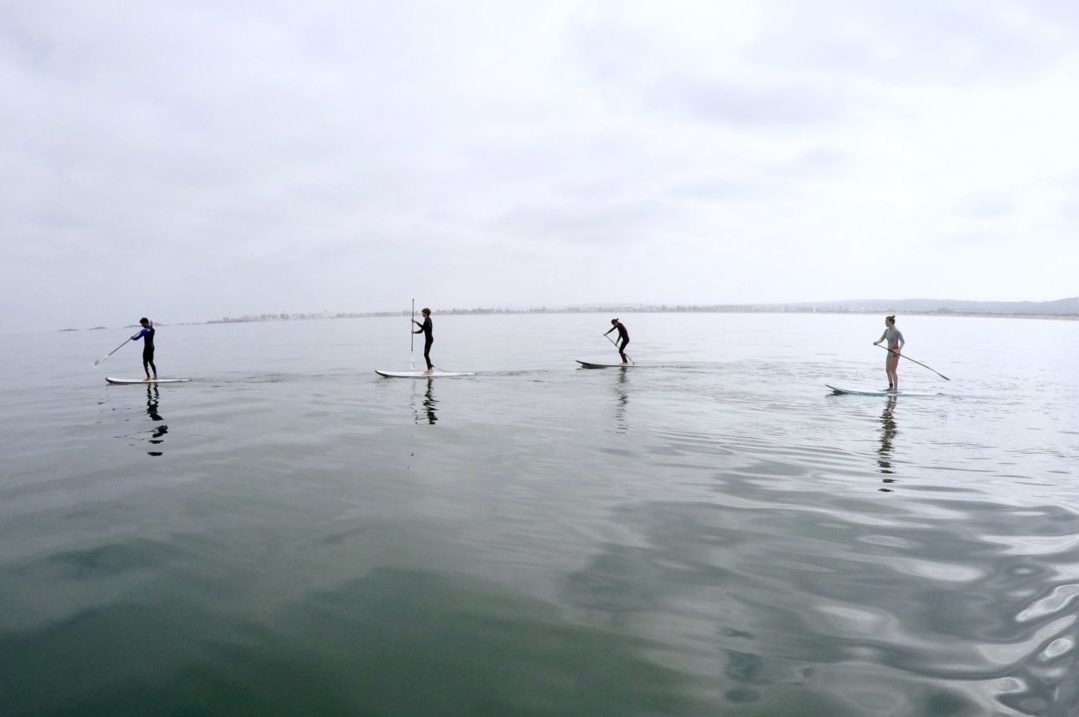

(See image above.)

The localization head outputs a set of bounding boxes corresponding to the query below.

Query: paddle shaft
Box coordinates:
[877,344,950,381]
[94,338,130,366]
[410,299,415,370]
[605,333,632,364]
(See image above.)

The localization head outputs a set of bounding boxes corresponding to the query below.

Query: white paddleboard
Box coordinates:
[375,370,474,378]
[106,377,191,385]
[826,384,941,397]
[576,360,634,369]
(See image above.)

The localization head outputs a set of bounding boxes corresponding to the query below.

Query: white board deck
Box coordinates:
[106,377,191,385]
[375,370,474,378]
[826,384,941,397]
[576,360,634,369]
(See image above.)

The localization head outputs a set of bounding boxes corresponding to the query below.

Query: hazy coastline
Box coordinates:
[206,298,1079,326]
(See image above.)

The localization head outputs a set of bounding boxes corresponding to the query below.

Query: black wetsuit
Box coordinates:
[609,323,629,362]
[414,317,433,370]
[132,326,156,377]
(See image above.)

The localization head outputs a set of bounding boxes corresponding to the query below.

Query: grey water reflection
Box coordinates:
[0,567,726,715]
[412,379,438,425]
[614,369,629,433]
[878,395,897,490]
[146,385,167,456]
[563,486,1079,715]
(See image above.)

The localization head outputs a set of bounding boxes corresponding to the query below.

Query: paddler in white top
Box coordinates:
[872,315,905,392]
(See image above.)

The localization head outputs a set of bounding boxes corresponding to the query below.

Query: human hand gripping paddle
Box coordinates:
[94,337,131,367]
[875,343,950,381]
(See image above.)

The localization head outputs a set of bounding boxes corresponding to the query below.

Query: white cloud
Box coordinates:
[2,0,1077,332]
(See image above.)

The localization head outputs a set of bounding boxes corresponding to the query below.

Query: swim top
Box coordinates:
[877,327,903,346]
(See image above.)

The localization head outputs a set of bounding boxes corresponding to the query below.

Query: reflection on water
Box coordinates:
[5,313,1079,715]
[878,395,897,490]
[0,566,731,715]
[413,378,438,425]
[614,368,629,433]
[146,385,167,456]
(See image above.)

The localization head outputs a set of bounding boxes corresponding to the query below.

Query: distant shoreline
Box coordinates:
[50,301,1079,332]
[204,305,1079,325]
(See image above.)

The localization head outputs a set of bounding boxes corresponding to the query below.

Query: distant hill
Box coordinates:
[790,298,1079,317]
[202,298,1079,326]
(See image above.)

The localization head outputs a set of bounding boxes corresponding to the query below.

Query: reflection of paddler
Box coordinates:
[412,307,434,374]
[878,396,897,475]
[877,396,899,491]
[423,379,437,425]
[872,315,904,392]
[603,318,630,364]
[146,385,162,422]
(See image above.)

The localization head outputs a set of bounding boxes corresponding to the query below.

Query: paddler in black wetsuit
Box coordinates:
[413,307,434,374]
[604,318,630,364]
[130,317,157,380]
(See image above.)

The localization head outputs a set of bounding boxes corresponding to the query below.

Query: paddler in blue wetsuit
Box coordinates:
[131,317,157,380]
[604,318,630,364]
[413,307,434,374]
[872,315,905,392]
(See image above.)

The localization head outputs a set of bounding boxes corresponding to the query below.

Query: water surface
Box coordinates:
[1,313,1077,715]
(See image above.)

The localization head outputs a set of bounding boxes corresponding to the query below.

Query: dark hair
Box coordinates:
[139,317,149,325]
[886,315,896,324]
[611,318,619,324]
[421,307,431,315]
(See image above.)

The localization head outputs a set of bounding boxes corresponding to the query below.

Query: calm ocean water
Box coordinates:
[1,312,1078,716]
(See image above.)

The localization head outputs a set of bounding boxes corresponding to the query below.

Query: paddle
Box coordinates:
[604,333,633,365]
[409,298,416,371]
[876,344,950,381]
[94,338,130,367]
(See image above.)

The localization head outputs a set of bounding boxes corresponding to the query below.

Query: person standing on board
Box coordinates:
[604,318,630,364]
[872,315,905,392]
[413,307,434,374]
[131,317,157,380]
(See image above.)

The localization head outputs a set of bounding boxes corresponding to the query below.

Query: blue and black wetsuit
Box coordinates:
[131,326,156,377]
[413,317,433,370]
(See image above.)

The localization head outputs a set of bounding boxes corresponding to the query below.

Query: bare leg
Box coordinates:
[887,354,899,391]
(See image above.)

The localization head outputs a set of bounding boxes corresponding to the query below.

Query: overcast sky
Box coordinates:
[2,0,1078,332]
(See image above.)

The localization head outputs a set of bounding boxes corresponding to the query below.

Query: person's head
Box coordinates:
[139,317,150,327]
[422,308,431,317]
[885,315,895,326]
[611,318,620,326]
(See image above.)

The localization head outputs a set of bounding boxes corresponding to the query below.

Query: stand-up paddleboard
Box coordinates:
[826,384,941,397]
[375,370,474,378]
[106,377,191,385]
[576,360,634,369]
